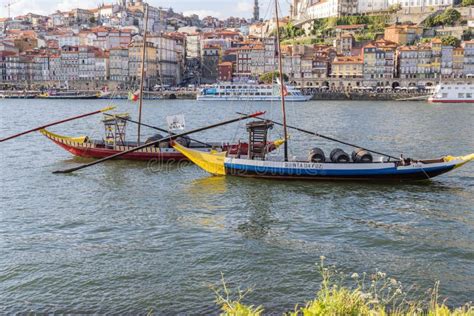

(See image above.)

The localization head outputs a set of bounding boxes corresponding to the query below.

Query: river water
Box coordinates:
[1,99,473,314]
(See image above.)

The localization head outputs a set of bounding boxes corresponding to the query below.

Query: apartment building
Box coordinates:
[128,40,157,86]
[331,56,364,78]
[109,47,129,82]
[201,45,220,83]
[363,39,397,80]
[463,40,474,76]
[384,24,423,45]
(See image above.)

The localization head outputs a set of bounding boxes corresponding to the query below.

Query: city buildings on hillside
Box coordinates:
[0,0,472,90]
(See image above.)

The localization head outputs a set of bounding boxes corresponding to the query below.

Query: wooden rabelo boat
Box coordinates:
[39,124,275,162]
[173,141,474,182]
[171,0,474,182]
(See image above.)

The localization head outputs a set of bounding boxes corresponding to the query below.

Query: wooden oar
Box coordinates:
[103,113,213,148]
[237,112,400,161]
[1,106,116,143]
[53,111,265,174]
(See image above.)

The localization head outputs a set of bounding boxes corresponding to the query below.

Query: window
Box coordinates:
[458,93,464,98]
[466,93,472,99]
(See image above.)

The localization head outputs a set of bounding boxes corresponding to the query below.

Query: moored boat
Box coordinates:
[197,83,312,102]
[428,82,474,103]
[39,113,280,162]
[173,141,474,182]
[39,128,265,162]
[37,90,103,99]
[0,91,37,99]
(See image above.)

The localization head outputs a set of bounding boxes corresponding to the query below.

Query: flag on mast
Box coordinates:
[167,114,186,131]
[128,90,140,102]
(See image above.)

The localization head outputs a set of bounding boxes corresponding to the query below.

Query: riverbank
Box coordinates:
[0,90,197,100]
[311,91,430,101]
[1,89,430,101]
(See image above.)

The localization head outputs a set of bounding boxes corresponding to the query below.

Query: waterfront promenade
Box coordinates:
[0,87,434,101]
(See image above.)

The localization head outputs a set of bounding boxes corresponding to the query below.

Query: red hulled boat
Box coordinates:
[40,127,266,162]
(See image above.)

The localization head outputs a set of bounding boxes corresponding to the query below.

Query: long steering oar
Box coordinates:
[103,113,213,148]
[53,111,265,174]
[1,106,116,143]
[237,112,400,161]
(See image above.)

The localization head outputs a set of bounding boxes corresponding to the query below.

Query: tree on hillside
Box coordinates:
[423,15,436,27]
[282,22,305,39]
[273,23,305,40]
[259,72,289,84]
[434,8,461,26]
[461,0,474,6]
[441,36,461,47]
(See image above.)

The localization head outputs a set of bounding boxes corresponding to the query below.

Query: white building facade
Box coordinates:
[292,0,455,25]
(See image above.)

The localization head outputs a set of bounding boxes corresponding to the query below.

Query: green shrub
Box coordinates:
[279,22,306,40]
[441,35,461,47]
[355,33,376,41]
[214,258,474,316]
[435,8,461,26]
[425,8,461,27]
[259,72,289,84]
[214,273,263,316]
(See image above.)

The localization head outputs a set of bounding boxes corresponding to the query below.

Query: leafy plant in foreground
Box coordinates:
[214,257,473,316]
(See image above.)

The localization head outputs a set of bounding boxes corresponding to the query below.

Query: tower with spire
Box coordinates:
[253,0,260,22]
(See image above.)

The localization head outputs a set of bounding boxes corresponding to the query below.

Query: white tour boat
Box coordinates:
[428,82,474,103]
[197,83,312,102]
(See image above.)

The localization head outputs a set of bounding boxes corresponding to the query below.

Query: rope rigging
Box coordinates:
[237,112,401,161]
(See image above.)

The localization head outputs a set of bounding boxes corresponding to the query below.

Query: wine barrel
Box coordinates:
[330,148,350,163]
[352,148,373,163]
[145,134,167,147]
[145,133,164,144]
[308,147,326,163]
[175,135,191,147]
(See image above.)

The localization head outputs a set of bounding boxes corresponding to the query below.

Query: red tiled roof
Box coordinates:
[0,51,18,57]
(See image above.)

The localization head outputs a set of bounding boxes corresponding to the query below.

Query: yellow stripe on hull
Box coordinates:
[444,153,474,169]
[172,142,227,176]
[39,129,87,144]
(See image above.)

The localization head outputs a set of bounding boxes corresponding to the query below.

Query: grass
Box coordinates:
[214,258,473,316]
[213,273,264,316]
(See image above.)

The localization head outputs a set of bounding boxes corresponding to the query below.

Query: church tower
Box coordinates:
[253,0,260,22]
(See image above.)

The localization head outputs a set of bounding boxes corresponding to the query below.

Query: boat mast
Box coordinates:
[274,0,289,161]
[137,3,149,145]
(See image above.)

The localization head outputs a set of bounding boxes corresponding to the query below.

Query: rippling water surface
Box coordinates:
[1,99,473,313]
